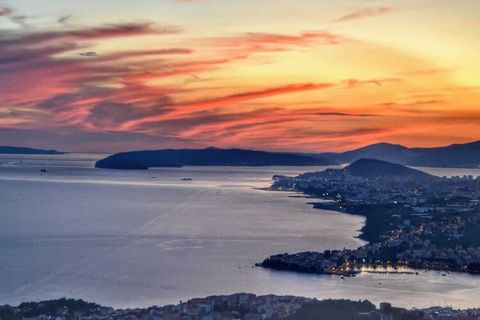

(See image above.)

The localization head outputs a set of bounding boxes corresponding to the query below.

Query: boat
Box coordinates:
[181,177,193,181]
[40,168,48,172]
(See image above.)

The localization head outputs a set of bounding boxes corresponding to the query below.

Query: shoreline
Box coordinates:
[258,184,480,276]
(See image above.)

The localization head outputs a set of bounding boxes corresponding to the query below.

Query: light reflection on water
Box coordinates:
[0,154,479,309]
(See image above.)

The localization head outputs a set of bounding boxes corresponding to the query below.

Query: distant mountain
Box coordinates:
[95,147,330,170]
[344,158,434,180]
[0,146,65,155]
[319,143,413,164]
[407,141,480,168]
[318,140,480,168]
[95,140,480,169]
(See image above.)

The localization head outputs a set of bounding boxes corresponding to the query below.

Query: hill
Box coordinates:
[319,140,480,168]
[408,140,480,168]
[95,147,330,169]
[344,158,434,180]
[0,146,65,155]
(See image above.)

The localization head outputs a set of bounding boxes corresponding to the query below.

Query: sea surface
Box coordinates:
[1,154,480,309]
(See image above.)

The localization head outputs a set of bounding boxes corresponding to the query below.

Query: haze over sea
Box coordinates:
[1,154,480,309]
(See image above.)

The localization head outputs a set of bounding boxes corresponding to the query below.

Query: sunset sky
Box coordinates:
[0,0,479,152]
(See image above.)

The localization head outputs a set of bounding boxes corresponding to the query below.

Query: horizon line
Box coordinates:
[2,138,479,155]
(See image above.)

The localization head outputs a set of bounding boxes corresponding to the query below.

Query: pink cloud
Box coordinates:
[5,16,463,153]
[341,78,402,88]
[0,6,13,17]
[120,83,333,130]
[210,31,347,53]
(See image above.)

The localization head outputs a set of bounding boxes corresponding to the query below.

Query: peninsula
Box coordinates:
[259,159,480,276]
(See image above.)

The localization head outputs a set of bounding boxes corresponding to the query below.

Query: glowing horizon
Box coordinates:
[0,0,479,153]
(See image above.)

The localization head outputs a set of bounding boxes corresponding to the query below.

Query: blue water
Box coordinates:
[0,154,479,308]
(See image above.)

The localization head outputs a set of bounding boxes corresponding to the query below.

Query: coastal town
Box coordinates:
[260,159,480,276]
[2,294,480,320]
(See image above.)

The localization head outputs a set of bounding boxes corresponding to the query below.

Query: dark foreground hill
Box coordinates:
[318,140,480,168]
[292,158,437,183]
[95,147,330,169]
[0,146,65,155]
[344,158,434,180]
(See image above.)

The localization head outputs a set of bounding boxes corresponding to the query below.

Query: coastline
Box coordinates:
[258,177,480,276]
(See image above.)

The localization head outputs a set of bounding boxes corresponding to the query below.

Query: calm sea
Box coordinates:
[1,154,479,308]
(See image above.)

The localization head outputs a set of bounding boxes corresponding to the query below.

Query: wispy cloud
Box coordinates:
[0,6,13,17]
[57,14,73,25]
[341,78,402,88]
[313,112,380,117]
[1,16,343,139]
[211,31,347,52]
[9,14,30,27]
[121,83,333,130]
[336,7,393,22]
[0,3,477,153]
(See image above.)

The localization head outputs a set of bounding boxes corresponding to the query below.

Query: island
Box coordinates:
[258,159,480,276]
[94,147,330,170]
[0,146,65,155]
[4,293,477,320]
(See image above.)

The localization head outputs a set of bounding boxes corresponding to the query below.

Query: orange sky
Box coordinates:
[0,0,479,152]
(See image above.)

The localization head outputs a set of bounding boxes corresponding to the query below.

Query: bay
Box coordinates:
[1,154,479,309]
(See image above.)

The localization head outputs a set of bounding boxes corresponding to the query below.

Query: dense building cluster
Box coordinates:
[0,295,312,320]
[2,296,480,320]
[265,162,480,275]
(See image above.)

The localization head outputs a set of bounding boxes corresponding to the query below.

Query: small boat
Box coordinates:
[40,168,48,172]
[181,177,193,181]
